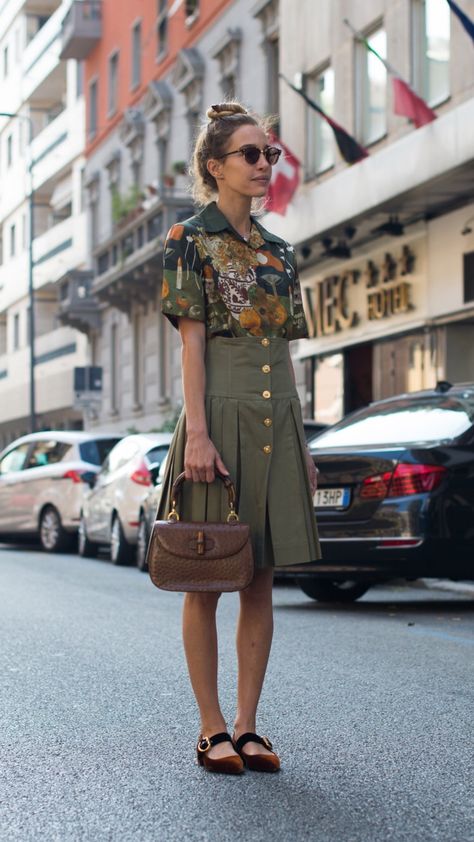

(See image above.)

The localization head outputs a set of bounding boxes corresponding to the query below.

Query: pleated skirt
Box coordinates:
[156,336,321,569]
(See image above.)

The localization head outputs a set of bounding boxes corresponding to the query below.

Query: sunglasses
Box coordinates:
[217,144,282,166]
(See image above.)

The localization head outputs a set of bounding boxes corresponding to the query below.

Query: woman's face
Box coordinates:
[208,124,274,200]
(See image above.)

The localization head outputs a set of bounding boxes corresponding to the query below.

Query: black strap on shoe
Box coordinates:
[234,732,274,753]
[197,732,233,754]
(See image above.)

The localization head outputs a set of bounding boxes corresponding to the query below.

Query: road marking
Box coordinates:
[408,627,474,647]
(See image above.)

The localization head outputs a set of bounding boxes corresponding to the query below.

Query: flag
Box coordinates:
[446,0,474,44]
[279,74,369,164]
[265,131,300,215]
[344,18,437,129]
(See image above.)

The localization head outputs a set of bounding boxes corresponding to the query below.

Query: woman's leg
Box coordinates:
[233,568,275,753]
[182,591,239,758]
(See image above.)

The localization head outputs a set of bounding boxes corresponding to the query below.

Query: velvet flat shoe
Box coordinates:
[196,732,244,775]
[233,732,281,773]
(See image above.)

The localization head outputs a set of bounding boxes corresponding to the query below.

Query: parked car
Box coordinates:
[303,419,328,442]
[78,433,172,565]
[136,456,170,571]
[284,382,474,603]
[0,432,122,552]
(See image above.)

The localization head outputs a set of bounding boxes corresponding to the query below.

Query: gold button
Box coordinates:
[263,418,272,427]
[262,390,271,399]
[263,445,272,454]
[262,364,271,374]
[261,338,270,347]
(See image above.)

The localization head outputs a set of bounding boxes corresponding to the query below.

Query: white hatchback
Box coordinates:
[78,433,172,565]
[0,432,122,552]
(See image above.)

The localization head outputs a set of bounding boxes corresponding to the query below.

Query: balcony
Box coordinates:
[92,192,194,313]
[60,1,102,61]
[57,270,101,334]
[22,3,65,103]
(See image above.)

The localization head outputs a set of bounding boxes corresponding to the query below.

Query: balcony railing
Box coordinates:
[60,1,102,61]
[57,271,101,335]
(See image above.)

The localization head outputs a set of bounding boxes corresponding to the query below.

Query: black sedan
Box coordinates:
[285,382,474,603]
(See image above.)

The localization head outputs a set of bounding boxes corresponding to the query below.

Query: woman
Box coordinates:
[157,102,320,775]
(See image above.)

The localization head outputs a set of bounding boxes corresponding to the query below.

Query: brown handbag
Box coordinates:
[147,471,254,593]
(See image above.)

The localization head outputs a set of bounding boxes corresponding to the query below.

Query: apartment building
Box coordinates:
[267,0,474,423]
[62,0,280,433]
[0,0,88,447]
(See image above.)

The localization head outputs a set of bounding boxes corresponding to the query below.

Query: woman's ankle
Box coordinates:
[233,718,257,737]
[200,717,228,736]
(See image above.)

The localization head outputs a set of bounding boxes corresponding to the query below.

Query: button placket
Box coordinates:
[259,338,273,455]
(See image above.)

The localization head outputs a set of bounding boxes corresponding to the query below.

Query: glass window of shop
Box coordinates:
[314,353,344,426]
[356,26,387,145]
[412,0,450,106]
[306,65,335,177]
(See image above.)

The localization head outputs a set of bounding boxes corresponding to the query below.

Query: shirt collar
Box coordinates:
[199,202,284,248]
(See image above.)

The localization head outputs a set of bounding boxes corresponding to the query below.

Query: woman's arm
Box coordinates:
[179,317,229,483]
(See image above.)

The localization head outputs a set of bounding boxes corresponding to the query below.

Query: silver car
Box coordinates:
[78,433,172,565]
[0,432,121,552]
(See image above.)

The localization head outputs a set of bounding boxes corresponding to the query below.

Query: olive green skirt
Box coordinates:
[157,336,321,569]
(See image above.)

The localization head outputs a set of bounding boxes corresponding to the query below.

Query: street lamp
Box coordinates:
[0,111,36,433]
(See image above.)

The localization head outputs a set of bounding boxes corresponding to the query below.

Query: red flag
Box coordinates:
[393,78,437,128]
[265,132,300,215]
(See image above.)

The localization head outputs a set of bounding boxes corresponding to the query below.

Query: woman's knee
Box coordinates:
[240,568,273,604]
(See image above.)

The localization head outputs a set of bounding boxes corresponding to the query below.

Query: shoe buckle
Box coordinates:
[261,735,273,751]
[197,736,212,753]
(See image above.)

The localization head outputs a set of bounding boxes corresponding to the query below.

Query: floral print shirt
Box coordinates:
[161,202,308,340]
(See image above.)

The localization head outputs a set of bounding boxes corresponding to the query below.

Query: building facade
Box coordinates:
[0,0,89,448]
[267,0,474,423]
[65,0,281,434]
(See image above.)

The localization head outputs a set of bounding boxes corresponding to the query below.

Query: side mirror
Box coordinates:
[81,471,97,489]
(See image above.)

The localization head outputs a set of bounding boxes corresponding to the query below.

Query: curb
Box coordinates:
[418,578,474,597]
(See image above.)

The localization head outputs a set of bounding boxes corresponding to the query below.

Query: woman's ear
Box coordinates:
[207,158,223,181]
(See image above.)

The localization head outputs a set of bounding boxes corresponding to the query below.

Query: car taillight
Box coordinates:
[63,469,84,484]
[130,461,152,486]
[361,463,446,500]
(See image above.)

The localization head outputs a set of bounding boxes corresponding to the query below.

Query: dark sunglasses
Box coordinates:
[217,144,282,166]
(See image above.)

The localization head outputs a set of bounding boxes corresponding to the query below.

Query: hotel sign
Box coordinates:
[303,245,416,338]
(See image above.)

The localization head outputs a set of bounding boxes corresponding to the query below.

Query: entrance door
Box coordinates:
[344,343,373,414]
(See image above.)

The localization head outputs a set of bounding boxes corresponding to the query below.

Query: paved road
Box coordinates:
[1,545,473,842]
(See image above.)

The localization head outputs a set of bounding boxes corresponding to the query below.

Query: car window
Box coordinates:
[310,396,474,449]
[26,440,71,468]
[79,438,121,466]
[145,445,169,467]
[0,443,30,474]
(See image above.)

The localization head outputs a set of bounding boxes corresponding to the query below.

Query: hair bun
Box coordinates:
[207,102,248,121]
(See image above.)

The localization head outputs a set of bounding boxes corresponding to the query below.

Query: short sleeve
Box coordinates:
[161,223,205,330]
[289,252,309,340]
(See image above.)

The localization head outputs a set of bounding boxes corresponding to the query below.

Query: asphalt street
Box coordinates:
[1,545,473,842]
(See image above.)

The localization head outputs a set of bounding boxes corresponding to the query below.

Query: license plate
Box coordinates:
[313,487,350,509]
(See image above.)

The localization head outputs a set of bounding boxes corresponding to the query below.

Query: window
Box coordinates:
[267,36,279,117]
[464,251,474,303]
[157,0,168,59]
[356,26,387,145]
[133,313,142,409]
[89,78,98,140]
[131,21,141,89]
[79,438,120,466]
[185,0,199,23]
[0,443,30,474]
[412,0,450,106]
[3,45,8,78]
[10,223,16,257]
[108,51,119,117]
[76,61,84,98]
[13,313,20,349]
[306,65,335,177]
[7,134,12,166]
[26,440,70,468]
[110,323,119,413]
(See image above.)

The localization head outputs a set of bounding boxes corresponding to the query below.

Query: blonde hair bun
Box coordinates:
[207,102,248,121]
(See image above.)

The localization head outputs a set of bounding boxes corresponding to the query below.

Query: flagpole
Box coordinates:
[343,18,404,80]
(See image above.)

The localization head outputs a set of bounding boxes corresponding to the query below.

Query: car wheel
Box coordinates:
[78,515,98,559]
[110,515,135,566]
[39,506,73,553]
[136,514,149,572]
[298,577,370,603]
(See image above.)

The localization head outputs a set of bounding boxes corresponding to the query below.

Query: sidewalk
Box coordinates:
[417,578,474,597]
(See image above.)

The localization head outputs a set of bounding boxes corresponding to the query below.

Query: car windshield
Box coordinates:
[79,438,121,466]
[310,395,474,449]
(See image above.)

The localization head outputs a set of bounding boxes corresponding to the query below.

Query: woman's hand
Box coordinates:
[305,447,318,496]
[185,431,229,484]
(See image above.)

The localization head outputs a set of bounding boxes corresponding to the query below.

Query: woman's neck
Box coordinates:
[216,195,252,240]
